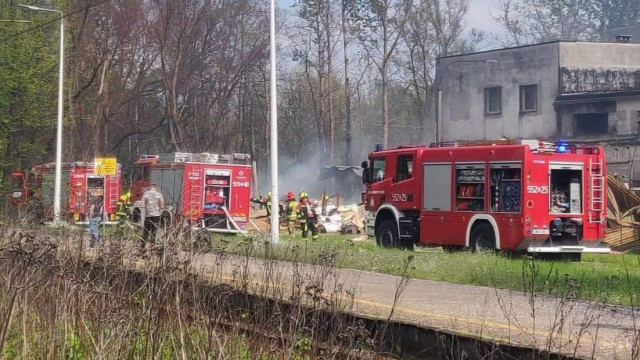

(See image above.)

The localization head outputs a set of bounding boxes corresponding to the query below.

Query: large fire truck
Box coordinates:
[10,162,122,224]
[129,152,253,234]
[361,140,609,258]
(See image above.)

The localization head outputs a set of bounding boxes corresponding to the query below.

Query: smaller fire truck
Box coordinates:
[130,152,253,234]
[361,140,610,259]
[10,162,122,224]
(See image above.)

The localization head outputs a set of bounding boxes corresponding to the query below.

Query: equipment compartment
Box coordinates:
[550,165,582,214]
[490,163,521,213]
[455,164,485,212]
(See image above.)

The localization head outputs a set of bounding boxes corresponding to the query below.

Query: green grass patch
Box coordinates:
[211,233,640,307]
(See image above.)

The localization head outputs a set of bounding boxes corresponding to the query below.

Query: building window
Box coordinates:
[520,84,537,112]
[484,87,502,114]
[575,113,608,136]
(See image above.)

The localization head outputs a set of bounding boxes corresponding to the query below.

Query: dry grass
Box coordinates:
[0,223,398,360]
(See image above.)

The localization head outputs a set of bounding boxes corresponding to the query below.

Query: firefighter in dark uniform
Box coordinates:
[298,191,318,240]
[251,191,272,217]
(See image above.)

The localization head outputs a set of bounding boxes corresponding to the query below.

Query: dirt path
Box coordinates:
[187,251,638,360]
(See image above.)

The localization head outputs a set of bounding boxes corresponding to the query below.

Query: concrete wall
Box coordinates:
[603,99,640,186]
[605,24,640,44]
[559,42,640,93]
[557,42,640,138]
[439,42,560,141]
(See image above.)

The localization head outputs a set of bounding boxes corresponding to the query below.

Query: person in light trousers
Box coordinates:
[87,188,104,248]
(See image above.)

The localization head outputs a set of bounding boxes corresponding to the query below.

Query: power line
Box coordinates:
[0,0,111,43]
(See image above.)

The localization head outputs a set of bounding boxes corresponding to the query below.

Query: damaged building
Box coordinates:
[436,39,640,186]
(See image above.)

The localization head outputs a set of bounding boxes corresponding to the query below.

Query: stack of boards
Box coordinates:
[606,176,640,252]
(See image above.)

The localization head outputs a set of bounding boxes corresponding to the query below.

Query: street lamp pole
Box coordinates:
[435,59,497,144]
[19,4,64,222]
[269,0,279,244]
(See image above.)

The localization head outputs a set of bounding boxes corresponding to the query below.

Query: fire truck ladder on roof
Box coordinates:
[588,158,605,224]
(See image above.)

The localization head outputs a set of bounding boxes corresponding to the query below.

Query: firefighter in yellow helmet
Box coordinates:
[297,191,318,240]
[284,191,299,237]
[116,190,131,223]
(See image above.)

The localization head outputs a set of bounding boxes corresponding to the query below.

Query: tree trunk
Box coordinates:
[315,6,327,158]
[325,1,334,163]
[381,10,390,149]
[341,0,352,165]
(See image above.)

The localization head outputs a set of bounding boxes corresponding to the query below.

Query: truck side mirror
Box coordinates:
[362,168,372,184]
[361,161,369,169]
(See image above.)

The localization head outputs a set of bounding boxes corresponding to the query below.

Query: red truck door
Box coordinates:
[420,162,460,246]
[389,152,419,208]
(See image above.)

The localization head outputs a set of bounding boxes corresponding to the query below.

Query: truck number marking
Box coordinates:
[232,181,250,187]
[527,185,549,194]
[392,193,409,202]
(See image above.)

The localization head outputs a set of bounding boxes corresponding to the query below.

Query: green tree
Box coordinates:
[0,1,58,190]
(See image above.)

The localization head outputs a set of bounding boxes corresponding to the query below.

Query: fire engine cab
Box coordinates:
[361,140,609,258]
[10,161,122,224]
[130,152,253,234]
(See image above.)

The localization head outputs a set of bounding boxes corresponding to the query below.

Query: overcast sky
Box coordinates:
[277,0,503,42]
[467,0,502,34]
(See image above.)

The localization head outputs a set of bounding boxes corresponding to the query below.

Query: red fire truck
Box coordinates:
[130,152,253,234]
[10,162,122,224]
[361,140,609,258]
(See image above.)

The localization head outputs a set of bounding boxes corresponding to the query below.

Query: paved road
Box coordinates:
[185,251,638,360]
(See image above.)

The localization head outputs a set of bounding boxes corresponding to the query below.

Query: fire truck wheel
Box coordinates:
[376,220,398,248]
[471,223,496,252]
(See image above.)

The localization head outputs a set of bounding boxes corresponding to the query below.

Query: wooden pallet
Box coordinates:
[605,226,640,252]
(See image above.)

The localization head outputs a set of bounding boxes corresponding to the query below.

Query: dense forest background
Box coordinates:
[0,0,637,189]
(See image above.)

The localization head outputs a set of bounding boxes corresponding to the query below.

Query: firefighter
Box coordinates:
[284,191,298,237]
[298,191,318,240]
[116,191,131,223]
[251,191,272,217]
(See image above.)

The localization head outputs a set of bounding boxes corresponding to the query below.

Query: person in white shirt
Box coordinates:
[140,184,165,249]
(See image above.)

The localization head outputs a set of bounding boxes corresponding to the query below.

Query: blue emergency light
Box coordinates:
[374,144,383,152]
[557,142,568,153]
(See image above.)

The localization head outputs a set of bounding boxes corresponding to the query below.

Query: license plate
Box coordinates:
[531,228,549,235]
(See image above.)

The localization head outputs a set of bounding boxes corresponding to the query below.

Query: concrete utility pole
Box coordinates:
[19,4,65,223]
[269,0,279,244]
